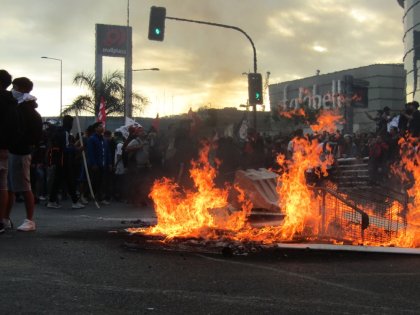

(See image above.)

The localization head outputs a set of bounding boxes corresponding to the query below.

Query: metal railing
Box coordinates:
[312,186,407,245]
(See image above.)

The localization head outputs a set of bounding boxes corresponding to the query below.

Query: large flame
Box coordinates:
[128,143,252,239]
[276,139,333,240]
[310,110,344,134]
[128,110,419,249]
[392,136,420,247]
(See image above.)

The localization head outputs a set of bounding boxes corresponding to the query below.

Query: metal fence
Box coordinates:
[313,186,407,245]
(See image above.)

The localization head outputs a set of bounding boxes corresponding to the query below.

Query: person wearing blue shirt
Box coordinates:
[87,122,112,204]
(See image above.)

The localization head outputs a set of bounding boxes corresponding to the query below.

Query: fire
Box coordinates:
[393,136,420,247]
[128,109,419,249]
[128,143,252,239]
[310,110,344,134]
[279,108,305,119]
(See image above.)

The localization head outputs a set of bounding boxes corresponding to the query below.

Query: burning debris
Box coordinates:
[127,110,420,253]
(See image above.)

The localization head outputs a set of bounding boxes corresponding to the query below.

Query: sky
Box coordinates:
[1,0,404,118]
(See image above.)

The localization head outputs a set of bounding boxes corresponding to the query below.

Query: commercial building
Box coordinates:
[268,64,405,132]
[398,0,420,102]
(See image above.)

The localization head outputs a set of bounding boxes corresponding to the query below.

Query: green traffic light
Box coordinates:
[155,28,161,35]
[256,92,261,99]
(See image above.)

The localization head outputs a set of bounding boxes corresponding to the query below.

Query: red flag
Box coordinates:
[98,97,106,129]
[151,113,160,132]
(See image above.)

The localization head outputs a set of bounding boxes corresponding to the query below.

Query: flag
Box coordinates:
[116,118,142,139]
[98,97,106,129]
[125,116,136,126]
[238,117,249,142]
[151,113,160,132]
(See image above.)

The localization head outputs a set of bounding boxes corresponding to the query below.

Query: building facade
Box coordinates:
[269,64,405,132]
[398,0,420,102]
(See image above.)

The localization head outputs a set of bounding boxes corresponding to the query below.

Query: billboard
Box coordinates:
[96,24,132,57]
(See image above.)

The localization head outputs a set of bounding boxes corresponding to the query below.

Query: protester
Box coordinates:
[0,70,20,233]
[125,126,150,205]
[87,122,112,205]
[112,131,126,201]
[77,124,95,204]
[5,77,42,231]
[46,115,85,209]
[407,101,420,137]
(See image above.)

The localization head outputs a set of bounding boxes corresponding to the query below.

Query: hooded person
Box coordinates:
[5,77,43,232]
[0,70,20,233]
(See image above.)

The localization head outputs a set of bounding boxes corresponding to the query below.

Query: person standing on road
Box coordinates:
[87,122,112,205]
[0,70,20,233]
[47,115,85,209]
[125,126,151,205]
[5,77,43,232]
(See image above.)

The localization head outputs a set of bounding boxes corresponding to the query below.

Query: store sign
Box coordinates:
[280,80,346,110]
[96,24,131,57]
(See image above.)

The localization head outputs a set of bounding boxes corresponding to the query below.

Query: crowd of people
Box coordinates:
[1,67,419,234]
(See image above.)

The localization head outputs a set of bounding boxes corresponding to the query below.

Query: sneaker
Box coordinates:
[47,201,62,209]
[101,200,110,205]
[80,196,89,204]
[72,202,85,209]
[39,195,47,201]
[17,219,36,232]
[3,218,13,230]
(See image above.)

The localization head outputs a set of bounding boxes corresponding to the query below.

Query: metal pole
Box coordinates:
[74,111,100,209]
[41,56,63,116]
[60,59,63,116]
[166,16,257,73]
[166,15,258,128]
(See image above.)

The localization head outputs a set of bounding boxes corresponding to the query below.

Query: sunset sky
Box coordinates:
[1,0,404,118]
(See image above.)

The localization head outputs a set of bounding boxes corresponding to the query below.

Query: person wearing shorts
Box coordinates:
[0,70,20,233]
[5,77,42,232]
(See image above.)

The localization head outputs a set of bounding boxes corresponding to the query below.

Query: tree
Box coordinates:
[62,70,148,116]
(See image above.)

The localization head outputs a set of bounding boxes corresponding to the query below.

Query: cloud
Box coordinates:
[0,0,404,117]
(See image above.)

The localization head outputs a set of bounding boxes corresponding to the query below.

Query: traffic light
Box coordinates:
[344,75,369,108]
[248,73,263,105]
[148,6,166,41]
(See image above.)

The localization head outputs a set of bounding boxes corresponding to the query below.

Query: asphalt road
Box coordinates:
[1,201,420,315]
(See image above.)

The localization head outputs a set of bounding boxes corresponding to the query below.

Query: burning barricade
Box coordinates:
[127,110,419,254]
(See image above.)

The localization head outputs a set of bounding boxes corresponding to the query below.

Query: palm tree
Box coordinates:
[62,70,148,116]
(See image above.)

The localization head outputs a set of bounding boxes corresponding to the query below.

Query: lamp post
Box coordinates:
[41,56,62,116]
[132,68,160,72]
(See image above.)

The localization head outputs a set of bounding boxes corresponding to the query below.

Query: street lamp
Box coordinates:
[41,56,62,116]
[132,68,160,72]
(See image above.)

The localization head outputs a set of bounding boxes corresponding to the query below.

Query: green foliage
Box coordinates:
[62,70,149,116]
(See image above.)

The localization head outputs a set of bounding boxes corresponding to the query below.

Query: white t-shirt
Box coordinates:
[114,142,126,175]
[127,137,149,166]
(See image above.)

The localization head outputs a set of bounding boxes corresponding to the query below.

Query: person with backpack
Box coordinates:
[5,77,42,231]
[0,70,20,233]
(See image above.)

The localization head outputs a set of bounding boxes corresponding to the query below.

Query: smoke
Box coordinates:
[0,0,403,116]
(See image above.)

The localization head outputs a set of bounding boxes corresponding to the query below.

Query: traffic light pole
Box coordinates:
[166,16,257,73]
[166,16,258,129]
